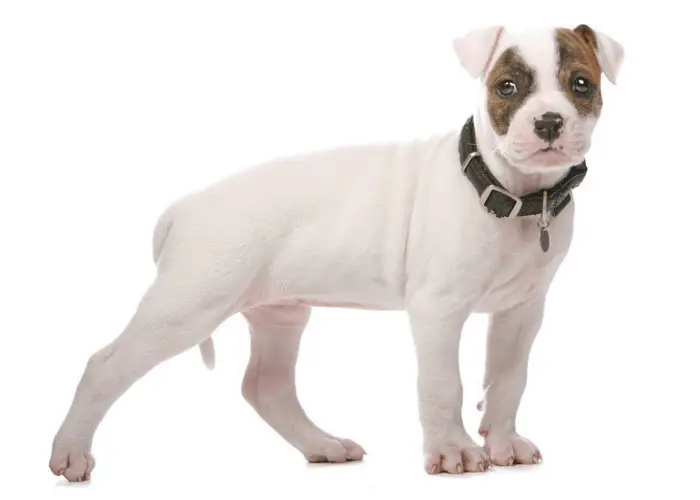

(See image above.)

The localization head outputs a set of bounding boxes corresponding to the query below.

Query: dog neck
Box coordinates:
[472,110,571,197]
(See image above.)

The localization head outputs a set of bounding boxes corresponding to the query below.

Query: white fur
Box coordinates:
[453,25,504,78]
[49,26,623,481]
[591,29,625,84]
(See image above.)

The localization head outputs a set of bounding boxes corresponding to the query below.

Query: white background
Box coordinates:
[1,1,698,498]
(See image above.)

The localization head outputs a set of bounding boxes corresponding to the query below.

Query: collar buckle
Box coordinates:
[462,151,523,218]
[480,185,523,218]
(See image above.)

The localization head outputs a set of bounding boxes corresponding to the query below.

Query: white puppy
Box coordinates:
[50,24,624,481]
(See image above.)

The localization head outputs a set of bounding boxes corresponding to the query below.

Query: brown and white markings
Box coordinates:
[455,24,623,174]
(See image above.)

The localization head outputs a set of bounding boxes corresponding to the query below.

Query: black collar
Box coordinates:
[458,116,587,220]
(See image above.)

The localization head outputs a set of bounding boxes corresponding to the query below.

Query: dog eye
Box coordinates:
[496,80,517,97]
[572,76,591,95]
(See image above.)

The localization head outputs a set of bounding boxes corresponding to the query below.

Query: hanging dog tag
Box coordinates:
[539,227,550,252]
[538,191,550,252]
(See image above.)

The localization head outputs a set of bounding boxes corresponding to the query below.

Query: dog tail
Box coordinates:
[152,204,216,371]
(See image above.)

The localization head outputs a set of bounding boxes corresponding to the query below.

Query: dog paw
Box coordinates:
[49,442,95,482]
[304,436,366,463]
[424,440,490,474]
[484,432,541,466]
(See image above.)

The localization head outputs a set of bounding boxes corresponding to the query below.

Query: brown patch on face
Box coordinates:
[556,26,603,116]
[485,47,536,136]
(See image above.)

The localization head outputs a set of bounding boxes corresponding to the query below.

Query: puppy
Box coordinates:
[49,24,624,481]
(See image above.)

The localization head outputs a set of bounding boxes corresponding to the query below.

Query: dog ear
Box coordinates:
[452,26,505,79]
[574,24,625,84]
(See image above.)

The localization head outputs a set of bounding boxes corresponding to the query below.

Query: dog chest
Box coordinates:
[474,218,570,313]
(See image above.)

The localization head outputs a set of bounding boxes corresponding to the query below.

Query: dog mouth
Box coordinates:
[504,136,584,169]
[528,146,570,161]
[537,145,564,154]
[509,145,573,170]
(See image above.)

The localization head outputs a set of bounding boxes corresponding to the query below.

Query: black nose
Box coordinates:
[533,112,564,142]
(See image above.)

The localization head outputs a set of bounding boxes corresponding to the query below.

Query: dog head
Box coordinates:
[453,25,624,173]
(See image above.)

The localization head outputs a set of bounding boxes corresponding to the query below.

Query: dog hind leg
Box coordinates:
[242,304,365,463]
[49,272,233,482]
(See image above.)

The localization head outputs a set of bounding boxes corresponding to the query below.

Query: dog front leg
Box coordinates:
[408,295,489,475]
[478,296,545,466]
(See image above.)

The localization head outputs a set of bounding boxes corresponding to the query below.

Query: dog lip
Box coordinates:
[514,147,572,168]
[531,147,568,159]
